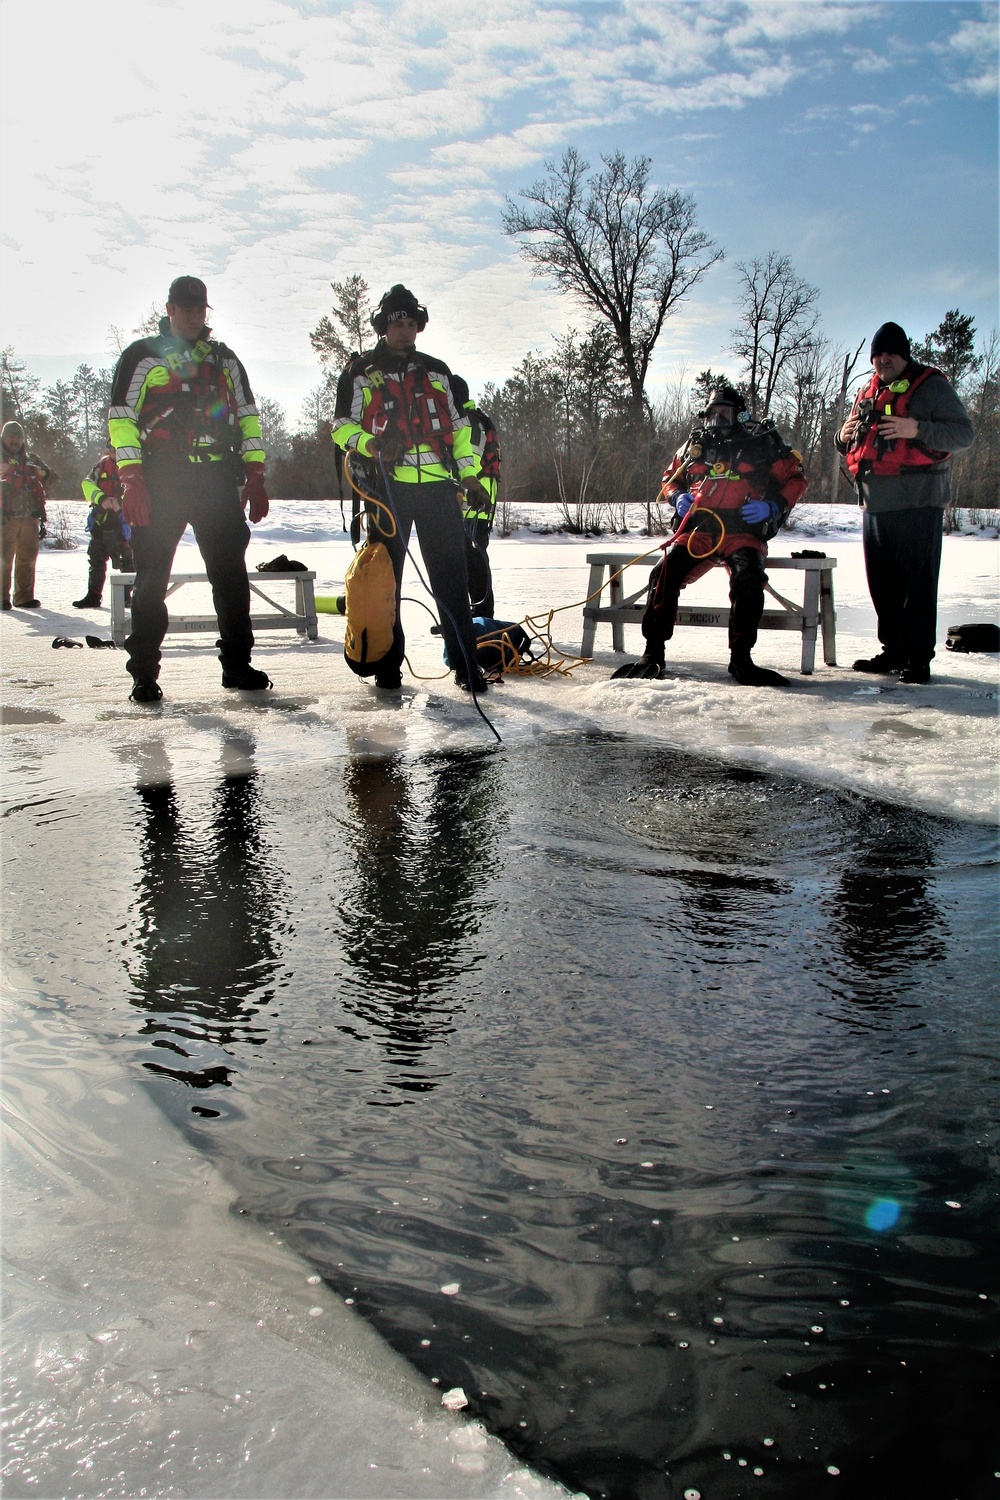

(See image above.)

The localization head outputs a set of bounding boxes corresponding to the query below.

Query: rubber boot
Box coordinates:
[728,653,789,688]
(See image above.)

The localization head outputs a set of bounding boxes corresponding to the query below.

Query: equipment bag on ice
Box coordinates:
[343,540,397,675]
[440,617,534,674]
[945,622,1000,653]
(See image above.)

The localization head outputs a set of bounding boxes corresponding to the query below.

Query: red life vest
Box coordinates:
[92,453,122,500]
[844,365,950,478]
[141,339,241,460]
[1,452,47,509]
[363,358,456,466]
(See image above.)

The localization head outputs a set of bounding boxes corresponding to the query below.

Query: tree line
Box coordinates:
[3,148,996,526]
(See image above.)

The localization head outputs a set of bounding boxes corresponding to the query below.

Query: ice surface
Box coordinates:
[0,502,996,1496]
[1,963,571,1499]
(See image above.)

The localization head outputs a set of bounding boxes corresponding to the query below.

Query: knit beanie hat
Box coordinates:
[2,420,25,449]
[870,322,911,360]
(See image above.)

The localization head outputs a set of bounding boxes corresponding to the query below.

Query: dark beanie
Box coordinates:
[380,284,421,322]
[870,322,911,360]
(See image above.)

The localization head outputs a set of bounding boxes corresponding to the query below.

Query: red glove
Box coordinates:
[242,466,269,523]
[120,469,152,527]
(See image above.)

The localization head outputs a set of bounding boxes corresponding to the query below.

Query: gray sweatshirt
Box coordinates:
[836,368,975,514]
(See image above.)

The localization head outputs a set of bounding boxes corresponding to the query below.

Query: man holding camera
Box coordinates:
[837,322,973,684]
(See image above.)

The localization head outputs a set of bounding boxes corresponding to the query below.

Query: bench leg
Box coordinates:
[297,578,319,641]
[110,579,128,648]
[800,570,820,674]
[580,563,605,657]
[820,571,837,666]
[609,566,626,653]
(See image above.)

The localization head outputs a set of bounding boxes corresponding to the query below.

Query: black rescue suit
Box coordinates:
[332,343,481,678]
[79,453,133,603]
[108,320,265,682]
[644,419,808,659]
[836,361,974,668]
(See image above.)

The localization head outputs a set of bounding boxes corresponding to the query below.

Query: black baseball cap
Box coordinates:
[167,275,209,307]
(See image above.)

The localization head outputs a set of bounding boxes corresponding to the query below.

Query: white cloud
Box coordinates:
[941,8,999,98]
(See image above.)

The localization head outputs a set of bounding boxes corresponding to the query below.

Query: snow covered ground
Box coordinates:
[1,502,996,1498]
[2,502,997,822]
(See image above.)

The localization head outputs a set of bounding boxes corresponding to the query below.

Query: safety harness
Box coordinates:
[844,365,950,478]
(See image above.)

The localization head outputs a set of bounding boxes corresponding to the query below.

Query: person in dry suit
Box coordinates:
[107,275,272,704]
[836,321,974,684]
[451,373,501,619]
[331,284,492,693]
[1,420,50,609]
[612,386,807,687]
[74,444,134,609]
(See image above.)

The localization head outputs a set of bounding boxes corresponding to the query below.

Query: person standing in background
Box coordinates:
[837,321,974,684]
[1,420,50,610]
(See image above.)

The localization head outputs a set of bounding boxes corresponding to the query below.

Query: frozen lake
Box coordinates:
[3,731,998,1498]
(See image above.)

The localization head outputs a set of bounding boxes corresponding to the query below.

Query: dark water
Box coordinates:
[5,735,999,1499]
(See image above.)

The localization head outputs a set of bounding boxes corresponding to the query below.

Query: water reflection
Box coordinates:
[335,749,506,1093]
[123,737,286,1093]
[829,803,947,994]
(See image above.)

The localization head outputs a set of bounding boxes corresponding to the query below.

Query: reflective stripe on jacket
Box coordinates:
[108,330,264,470]
[332,346,478,486]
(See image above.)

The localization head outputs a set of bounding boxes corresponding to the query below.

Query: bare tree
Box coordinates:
[503,148,722,421]
[309,275,372,368]
[828,339,866,505]
[731,253,819,418]
[108,303,164,356]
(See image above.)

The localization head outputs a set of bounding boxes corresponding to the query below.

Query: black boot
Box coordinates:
[728,653,789,687]
[221,664,273,690]
[73,594,103,609]
[852,651,904,674]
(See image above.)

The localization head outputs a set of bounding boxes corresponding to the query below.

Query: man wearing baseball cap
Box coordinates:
[107,276,272,703]
[837,321,974,684]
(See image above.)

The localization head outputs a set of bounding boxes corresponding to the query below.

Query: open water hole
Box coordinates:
[4,731,999,1500]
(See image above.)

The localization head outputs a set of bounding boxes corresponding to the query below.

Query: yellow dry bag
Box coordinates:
[342,540,397,675]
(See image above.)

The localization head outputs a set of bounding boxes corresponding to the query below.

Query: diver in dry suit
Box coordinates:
[331,284,492,693]
[613,386,807,687]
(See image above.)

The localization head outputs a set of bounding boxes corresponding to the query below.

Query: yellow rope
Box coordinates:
[343,450,398,540]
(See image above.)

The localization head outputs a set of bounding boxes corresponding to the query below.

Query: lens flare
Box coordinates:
[864,1197,902,1232]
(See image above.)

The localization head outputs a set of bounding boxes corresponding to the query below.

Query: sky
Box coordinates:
[1,0,996,427]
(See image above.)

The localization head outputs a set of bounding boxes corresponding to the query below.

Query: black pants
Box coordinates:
[126,468,253,682]
[862,506,943,667]
[465,519,495,618]
[374,480,478,677]
[642,545,767,657]
[85,521,133,600]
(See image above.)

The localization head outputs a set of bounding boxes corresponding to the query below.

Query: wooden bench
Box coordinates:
[581,551,837,674]
[109,571,319,649]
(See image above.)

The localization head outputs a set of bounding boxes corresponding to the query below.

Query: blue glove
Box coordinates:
[673,492,695,518]
[741,499,779,525]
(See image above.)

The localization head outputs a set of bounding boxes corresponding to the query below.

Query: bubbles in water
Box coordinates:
[827,1465,841,1476]
[440,1282,461,1295]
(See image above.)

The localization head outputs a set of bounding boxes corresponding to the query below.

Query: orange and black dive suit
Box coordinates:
[108,320,265,681]
[332,343,482,679]
[79,452,133,604]
[644,419,807,660]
